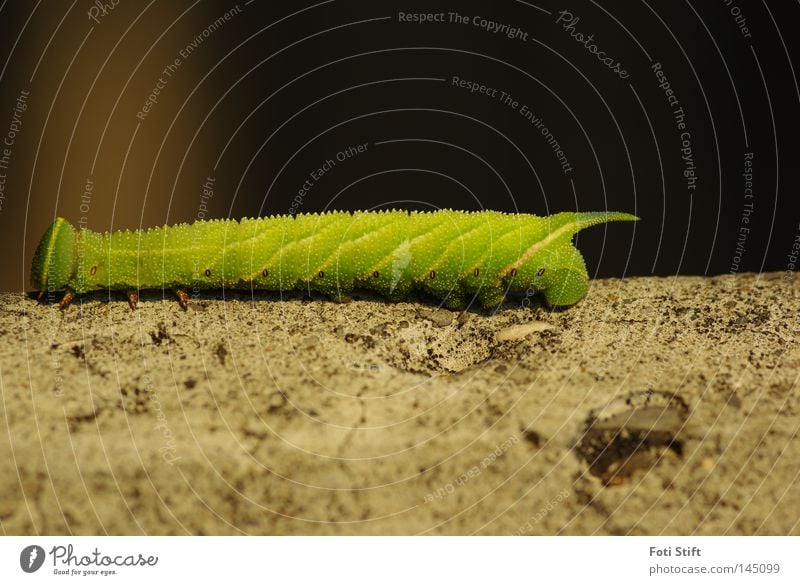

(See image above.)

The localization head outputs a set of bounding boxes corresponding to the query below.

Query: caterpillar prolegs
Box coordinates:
[31,210,638,310]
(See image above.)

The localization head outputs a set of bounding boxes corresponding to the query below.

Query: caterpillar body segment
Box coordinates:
[30,210,638,310]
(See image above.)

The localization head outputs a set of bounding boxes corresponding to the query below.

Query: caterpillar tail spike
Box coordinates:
[30,210,638,310]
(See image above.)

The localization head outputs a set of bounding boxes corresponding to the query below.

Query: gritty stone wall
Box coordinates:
[0,273,798,534]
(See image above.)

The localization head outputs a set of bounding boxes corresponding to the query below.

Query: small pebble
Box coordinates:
[418,308,454,328]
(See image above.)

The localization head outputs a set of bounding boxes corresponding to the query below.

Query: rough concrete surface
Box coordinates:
[0,273,798,535]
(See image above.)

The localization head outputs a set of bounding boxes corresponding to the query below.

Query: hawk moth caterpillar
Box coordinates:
[31,209,638,310]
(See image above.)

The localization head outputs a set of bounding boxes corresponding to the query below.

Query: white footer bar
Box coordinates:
[1,536,797,583]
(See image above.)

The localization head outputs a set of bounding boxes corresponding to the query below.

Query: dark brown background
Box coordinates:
[1,0,798,292]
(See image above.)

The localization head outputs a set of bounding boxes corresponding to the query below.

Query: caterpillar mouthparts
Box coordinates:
[31,209,638,310]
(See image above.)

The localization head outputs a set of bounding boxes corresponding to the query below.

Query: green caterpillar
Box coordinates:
[31,210,638,310]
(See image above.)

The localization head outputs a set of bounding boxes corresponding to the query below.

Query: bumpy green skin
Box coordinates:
[30,210,638,308]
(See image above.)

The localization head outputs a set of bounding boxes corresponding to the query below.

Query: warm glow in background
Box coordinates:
[1,1,798,291]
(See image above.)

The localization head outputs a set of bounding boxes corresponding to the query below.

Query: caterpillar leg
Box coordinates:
[327,291,353,303]
[443,293,467,311]
[59,289,75,311]
[477,286,506,309]
[174,289,190,310]
[127,291,139,310]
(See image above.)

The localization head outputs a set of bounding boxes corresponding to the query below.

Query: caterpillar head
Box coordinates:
[523,211,639,308]
[31,217,77,293]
